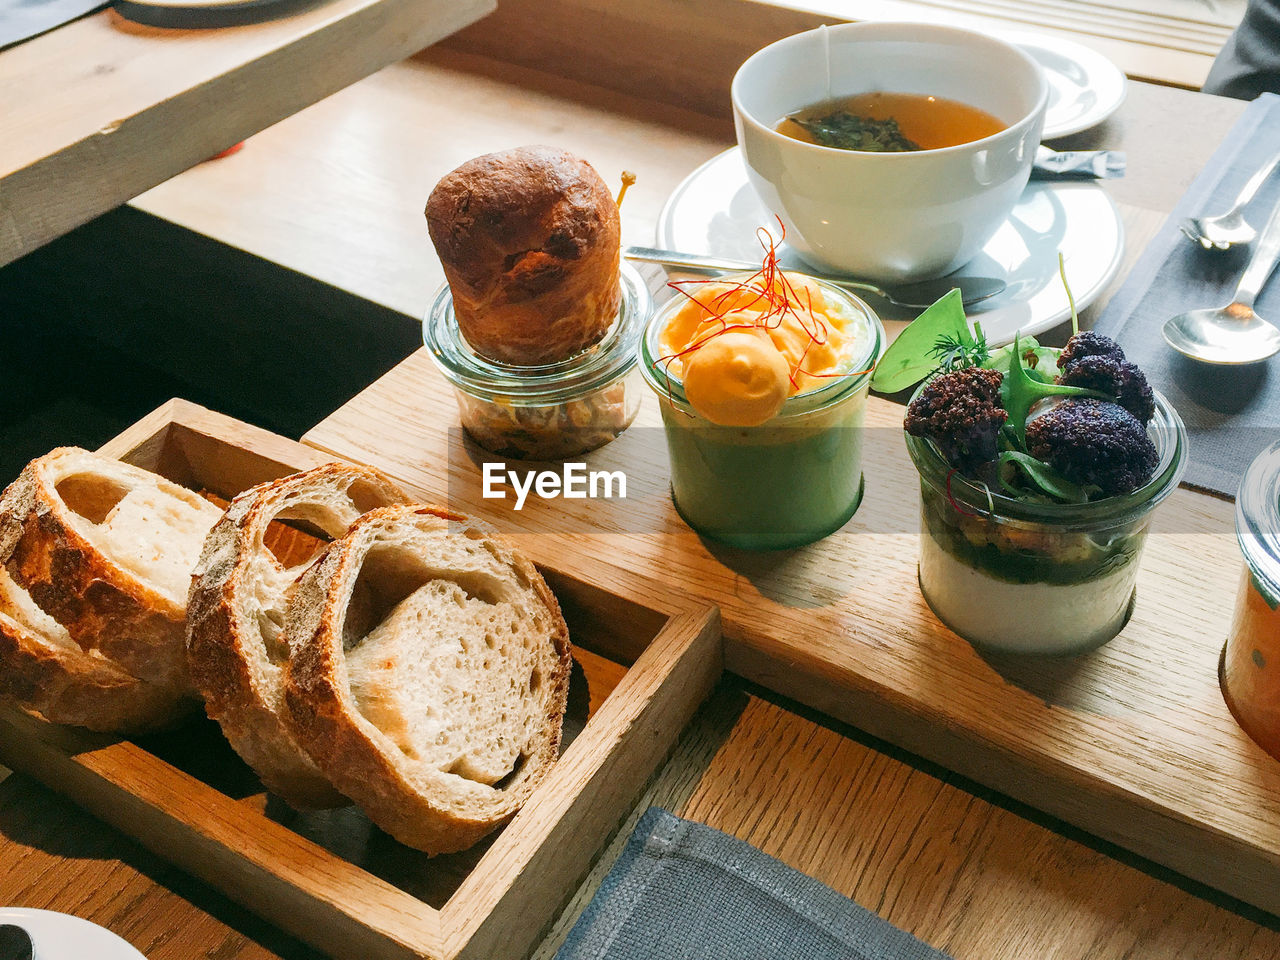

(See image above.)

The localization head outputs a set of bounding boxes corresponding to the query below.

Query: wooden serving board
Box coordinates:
[303,354,1280,918]
[0,400,722,960]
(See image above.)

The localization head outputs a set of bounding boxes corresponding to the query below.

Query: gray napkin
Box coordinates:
[0,0,107,49]
[1094,92,1280,497]
[555,808,951,960]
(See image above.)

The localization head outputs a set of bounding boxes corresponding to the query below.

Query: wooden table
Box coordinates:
[0,0,493,267]
[130,46,1240,336]
[5,25,1278,960]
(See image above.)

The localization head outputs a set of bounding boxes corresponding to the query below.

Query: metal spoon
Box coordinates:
[0,924,34,960]
[624,246,1006,309]
[1163,189,1280,365]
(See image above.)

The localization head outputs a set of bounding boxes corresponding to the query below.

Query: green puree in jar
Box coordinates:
[640,275,884,551]
[660,396,868,550]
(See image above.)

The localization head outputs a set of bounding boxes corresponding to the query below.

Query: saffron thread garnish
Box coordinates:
[653,220,874,396]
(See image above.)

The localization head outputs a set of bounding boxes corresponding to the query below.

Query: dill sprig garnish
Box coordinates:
[929,324,989,372]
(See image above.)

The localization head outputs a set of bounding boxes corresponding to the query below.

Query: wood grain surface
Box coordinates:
[677,695,1280,960]
[0,0,493,266]
[9,680,1280,960]
[526,685,1280,960]
[0,775,313,959]
[440,0,1222,118]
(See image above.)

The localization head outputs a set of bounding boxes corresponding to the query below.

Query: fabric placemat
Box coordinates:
[555,807,951,960]
[0,0,108,50]
[1094,92,1280,497]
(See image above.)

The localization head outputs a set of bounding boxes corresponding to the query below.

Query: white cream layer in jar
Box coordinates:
[918,526,1138,656]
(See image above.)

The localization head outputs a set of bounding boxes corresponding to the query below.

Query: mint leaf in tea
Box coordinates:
[785,112,919,152]
[779,92,1006,152]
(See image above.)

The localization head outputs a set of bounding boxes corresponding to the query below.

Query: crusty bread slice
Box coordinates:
[0,447,221,729]
[282,505,571,854]
[0,568,188,731]
[187,463,412,809]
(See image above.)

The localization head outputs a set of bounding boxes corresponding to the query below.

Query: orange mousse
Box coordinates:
[657,274,863,425]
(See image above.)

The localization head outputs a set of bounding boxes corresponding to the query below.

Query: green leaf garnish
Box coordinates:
[871,289,980,393]
[997,451,1095,504]
[983,337,1056,382]
[992,332,1108,447]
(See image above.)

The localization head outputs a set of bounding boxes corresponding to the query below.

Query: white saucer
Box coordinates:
[1005,31,1128,139]
[655,148,1125,346]
[0,908,147,959]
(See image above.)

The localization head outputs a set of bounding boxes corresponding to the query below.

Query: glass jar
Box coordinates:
[424,262,652,460]
[1223,440,1280,760]
[905,388,1187,656]
[639,279,884,550]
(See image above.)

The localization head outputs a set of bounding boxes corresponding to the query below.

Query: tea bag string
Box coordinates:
[821,24,831,102]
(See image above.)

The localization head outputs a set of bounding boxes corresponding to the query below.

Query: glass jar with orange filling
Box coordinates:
[1223,440,1280,760]
[640,260,883,550]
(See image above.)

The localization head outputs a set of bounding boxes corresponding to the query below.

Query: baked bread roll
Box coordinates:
[282,504,571,854]
[187,464,411,809]
[0,448,221,730]
[426,146,622,366]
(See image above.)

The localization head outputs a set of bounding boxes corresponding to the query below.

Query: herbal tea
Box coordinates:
[778,92,1006,152]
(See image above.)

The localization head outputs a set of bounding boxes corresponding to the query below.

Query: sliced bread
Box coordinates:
[187,463,411,809]
[0,448,222,729]
[282,504,571,854]
[0,568,187,730]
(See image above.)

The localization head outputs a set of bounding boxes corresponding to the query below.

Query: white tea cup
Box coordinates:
[732,22,1048,282]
